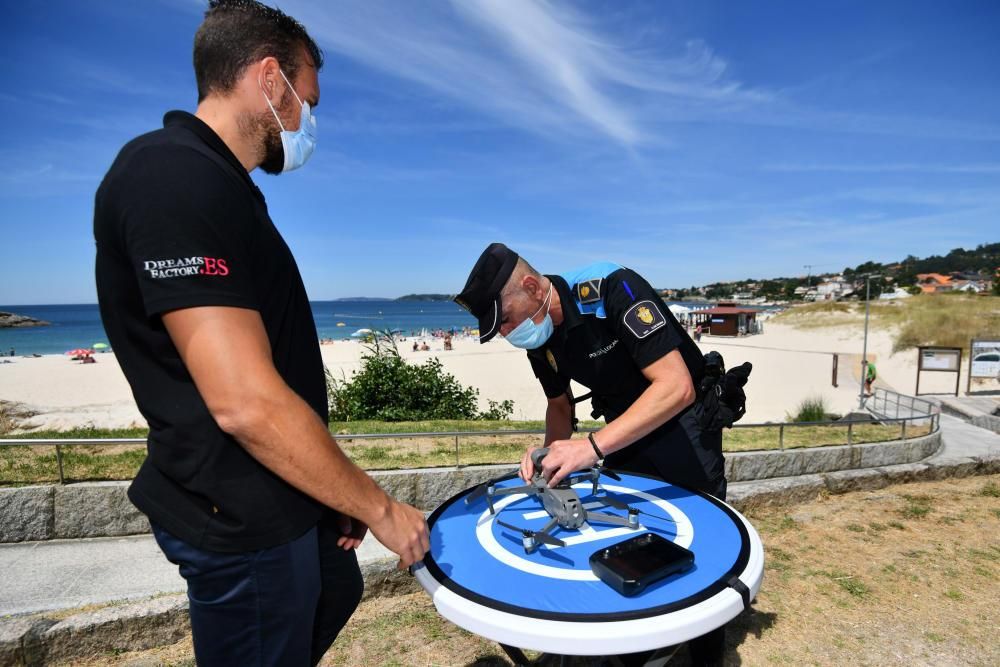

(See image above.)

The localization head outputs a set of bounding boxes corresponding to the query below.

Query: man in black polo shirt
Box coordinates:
[94,2,428,664]
[455,243,733,665]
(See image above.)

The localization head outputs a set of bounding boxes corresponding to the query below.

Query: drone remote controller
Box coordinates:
[589,533,694,597]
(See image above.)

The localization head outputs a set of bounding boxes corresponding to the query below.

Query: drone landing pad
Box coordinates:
[413,471,763,655]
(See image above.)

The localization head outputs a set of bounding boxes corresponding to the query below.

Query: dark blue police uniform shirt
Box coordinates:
[527,264,720,489]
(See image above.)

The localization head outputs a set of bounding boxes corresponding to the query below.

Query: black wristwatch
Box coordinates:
[588,432,605,466]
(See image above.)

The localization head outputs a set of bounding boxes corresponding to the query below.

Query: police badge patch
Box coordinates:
[575,278,603,304]
[545,349,558,373]
[623,300,666,338]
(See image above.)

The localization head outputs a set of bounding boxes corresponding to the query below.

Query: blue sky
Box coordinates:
[2,0,998,305]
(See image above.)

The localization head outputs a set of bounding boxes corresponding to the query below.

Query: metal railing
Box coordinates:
[867,387,939,421]
[0,395,941,482]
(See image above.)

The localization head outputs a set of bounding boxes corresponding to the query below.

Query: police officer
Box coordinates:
[455,242,728,665]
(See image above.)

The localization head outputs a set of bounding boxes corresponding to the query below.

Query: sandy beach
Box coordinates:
[2,317,977,433]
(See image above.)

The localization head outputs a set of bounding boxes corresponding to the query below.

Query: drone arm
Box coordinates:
[583,511,634,528]
[492,484,536,497]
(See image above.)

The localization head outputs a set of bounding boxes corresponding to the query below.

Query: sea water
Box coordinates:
[0,301,478,356]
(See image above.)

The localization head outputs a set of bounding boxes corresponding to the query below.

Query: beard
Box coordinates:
[258,120,285,175]
[239,90,293,175]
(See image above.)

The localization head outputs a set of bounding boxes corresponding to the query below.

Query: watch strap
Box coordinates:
[588,431,604,464]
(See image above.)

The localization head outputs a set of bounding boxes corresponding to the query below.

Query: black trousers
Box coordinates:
[606,412,728,667]
[151,515,364,666]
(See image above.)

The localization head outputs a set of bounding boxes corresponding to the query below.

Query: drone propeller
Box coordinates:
[599,495,676,524]
[496,519,566,548]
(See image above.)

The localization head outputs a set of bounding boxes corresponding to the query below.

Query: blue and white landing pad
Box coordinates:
[413,471,764,655]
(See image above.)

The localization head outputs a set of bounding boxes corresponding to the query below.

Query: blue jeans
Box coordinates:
[151,517,363,666]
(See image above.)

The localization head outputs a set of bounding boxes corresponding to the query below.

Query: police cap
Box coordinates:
[454,242,519,343]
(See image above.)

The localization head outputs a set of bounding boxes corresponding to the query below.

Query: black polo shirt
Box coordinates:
[527,268,720,489]
[94,111,326,552]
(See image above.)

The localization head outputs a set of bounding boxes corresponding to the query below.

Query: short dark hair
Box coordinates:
[194,0,324,102]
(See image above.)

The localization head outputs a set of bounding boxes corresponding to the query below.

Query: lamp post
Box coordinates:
[859,274,881,408]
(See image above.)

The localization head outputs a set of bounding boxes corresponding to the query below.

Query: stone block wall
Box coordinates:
[0,431,941,543]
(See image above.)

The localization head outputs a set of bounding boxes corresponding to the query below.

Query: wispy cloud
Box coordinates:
[286,0,758,148]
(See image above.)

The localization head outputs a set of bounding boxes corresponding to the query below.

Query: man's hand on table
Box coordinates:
[368,499,430,569]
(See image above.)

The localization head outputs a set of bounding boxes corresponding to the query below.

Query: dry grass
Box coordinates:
[52,474,1000,667]
[876,294,1000,353]
[774,294,1000,354]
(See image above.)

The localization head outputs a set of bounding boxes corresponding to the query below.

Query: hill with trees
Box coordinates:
[666,242,999,302]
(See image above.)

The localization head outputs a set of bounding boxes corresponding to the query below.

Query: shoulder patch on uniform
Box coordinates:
[623,300,667,339]
[575,278,603,304]
[545,348,558,373]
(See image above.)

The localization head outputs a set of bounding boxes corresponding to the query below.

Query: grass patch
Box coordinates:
[900,494,933,519]
[979,482,1000,498]
[816,570,871,599]
[944,588,964,601]
[788,396,828,423]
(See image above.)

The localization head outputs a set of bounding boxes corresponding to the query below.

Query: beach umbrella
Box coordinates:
[65,348,93,357]
[93,343,109,350]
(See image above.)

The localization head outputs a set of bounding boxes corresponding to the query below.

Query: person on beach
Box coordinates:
[455,243,748,666]
[93,2,428,664]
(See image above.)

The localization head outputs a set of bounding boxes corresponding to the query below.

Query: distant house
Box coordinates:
[953,280,988,293]
[916,273,953,294]
[879,287,912,301]
[816,280,849,300]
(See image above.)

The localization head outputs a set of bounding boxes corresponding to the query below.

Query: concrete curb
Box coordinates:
[937,397,1000,434]
[0,431,940,544]
[3,446,996,666]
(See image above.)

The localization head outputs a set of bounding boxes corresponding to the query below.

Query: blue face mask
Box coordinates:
[262,69,317,173]
[505,283,554,350]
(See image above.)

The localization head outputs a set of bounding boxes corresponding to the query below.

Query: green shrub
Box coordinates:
[789,396,827,423]
[327,331,513,422]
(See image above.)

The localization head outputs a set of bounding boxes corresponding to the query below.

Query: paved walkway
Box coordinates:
[0,529,395,617]
[2,415,999,619]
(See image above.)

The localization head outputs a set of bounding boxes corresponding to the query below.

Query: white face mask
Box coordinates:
[260,69,317,173]
[504,283,554,350]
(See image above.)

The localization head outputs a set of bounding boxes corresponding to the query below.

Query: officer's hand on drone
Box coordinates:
[519,445,542,482]
[538,438,599,487]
